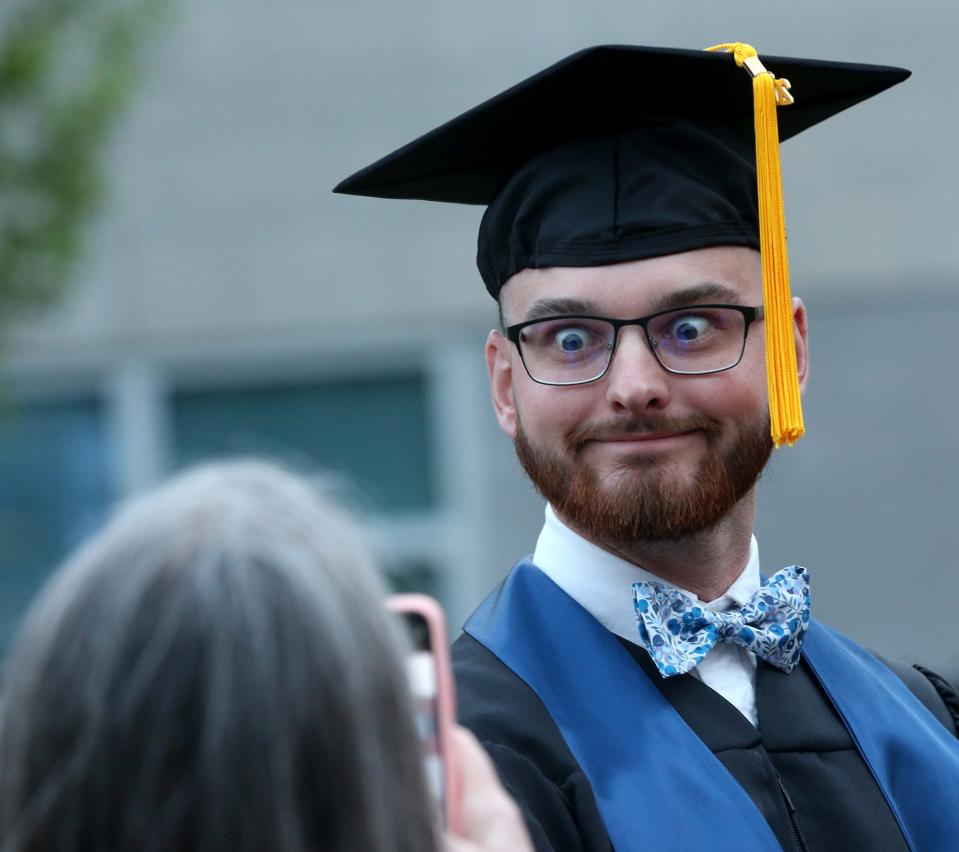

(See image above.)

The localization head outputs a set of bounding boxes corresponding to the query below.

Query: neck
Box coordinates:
[558,493,757,602]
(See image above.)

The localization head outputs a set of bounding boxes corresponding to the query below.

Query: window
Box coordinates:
[0,398,113,645]
[170,373,436,513]
[0,366,450,645]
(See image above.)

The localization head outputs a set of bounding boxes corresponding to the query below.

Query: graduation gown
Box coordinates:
[452,563,959,852]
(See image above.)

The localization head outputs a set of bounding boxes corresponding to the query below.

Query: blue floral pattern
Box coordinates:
[632,566,811,677]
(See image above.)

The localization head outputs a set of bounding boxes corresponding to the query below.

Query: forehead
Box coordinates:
[499,246,762,322]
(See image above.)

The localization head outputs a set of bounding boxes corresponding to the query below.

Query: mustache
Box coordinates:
[566,414,722,453]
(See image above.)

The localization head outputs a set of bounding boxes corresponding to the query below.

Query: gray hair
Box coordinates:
[0,460,437,852]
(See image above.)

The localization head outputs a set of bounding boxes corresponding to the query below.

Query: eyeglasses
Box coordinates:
[505,304,764,386]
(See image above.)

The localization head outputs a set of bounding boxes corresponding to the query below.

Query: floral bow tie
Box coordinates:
[632,566,810,677]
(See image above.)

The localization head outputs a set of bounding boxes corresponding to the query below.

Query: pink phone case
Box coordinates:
[386,593,461,834]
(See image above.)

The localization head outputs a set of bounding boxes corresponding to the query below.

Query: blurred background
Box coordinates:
[1,0,957,680]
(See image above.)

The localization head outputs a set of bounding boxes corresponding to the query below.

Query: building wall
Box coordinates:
[3,0,957,676]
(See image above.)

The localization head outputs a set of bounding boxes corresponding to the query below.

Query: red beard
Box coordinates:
[513,412,772,543]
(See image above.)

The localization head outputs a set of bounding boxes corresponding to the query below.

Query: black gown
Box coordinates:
[453,630,959,852]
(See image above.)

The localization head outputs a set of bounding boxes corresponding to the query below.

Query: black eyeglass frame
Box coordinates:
[505,304,765,386]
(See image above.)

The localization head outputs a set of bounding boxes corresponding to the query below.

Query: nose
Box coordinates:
[603,327,672,414]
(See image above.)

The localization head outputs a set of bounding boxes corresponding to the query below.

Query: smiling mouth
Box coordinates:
[567,416,720,454]
[594,430,700,444]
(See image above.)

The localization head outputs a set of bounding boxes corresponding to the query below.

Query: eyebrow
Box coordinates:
[519,281,746,324]
[522,297,601,323]
[648,282,744,313]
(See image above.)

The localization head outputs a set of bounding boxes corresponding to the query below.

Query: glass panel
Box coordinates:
[650,307,747,373]
[171,373,435,513]
[520,318,613,384]
[0,398,112,646]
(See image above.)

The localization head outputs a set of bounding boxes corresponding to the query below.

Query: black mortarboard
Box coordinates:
[334,43,909,447]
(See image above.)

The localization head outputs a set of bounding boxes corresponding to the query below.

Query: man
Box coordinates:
[336,44,959,851]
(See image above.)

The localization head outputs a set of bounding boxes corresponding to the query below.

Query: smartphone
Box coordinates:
[386,593,460,833]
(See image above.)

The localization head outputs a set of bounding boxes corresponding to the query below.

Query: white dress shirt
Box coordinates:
[532,504,763,726]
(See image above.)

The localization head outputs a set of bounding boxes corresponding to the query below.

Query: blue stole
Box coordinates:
[464,561,959,852]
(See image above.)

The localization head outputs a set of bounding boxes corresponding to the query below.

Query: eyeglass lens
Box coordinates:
[517,307,749,384]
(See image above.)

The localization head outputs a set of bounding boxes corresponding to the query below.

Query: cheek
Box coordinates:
[513,384,596,441]
[686,369,768,421]
[737,354,771,408]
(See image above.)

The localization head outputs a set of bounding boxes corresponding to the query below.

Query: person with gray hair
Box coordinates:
[0,460,532,852]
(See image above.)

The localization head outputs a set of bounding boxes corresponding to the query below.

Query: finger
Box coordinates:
[449,726,533,851]
[442,834,483,852]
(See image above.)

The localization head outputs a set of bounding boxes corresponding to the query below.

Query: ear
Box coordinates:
[486,330,518,438]
[792,297,810,394]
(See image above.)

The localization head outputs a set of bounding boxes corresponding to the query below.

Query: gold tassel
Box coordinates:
[705,43,804,448]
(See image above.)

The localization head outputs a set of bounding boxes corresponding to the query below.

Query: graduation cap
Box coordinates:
[335,43,910,447]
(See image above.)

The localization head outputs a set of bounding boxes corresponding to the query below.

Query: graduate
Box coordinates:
[336,44,959,852]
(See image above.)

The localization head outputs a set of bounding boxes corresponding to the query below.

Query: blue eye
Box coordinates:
[672,316,710,341]
[555,328,590,352]
[519,318,612,373]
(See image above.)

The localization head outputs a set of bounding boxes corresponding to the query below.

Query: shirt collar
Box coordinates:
[531,504,761,644]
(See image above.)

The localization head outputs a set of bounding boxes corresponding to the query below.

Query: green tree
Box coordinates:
[0,0,163,333]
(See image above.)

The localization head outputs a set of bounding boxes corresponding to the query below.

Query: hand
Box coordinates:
[443,726,534,852]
